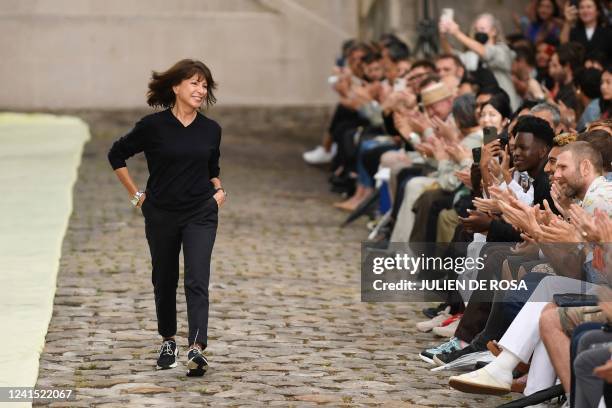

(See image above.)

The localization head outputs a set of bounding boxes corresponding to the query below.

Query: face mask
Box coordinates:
[474,32,489,44]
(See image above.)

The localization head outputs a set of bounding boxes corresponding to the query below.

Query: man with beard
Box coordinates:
[448,141,611,396]
[553,141,612,216]
[548,43,584,117]
[420,116,557,364]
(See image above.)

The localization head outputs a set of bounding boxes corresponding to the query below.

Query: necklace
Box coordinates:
[172,106,196,126]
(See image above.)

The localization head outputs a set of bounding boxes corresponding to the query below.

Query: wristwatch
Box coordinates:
[131,191,144,207]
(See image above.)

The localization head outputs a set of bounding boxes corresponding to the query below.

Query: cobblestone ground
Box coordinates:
[35,124,512,407]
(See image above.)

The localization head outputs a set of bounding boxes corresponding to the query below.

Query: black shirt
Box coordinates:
[570,25,612,61]
[108,108,221,211]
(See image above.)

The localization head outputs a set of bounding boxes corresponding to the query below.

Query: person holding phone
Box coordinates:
[560,0,612,60]
[439,12,520,111]
[107,59,226,377]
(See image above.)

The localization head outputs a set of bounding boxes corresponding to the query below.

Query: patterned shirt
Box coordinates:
[580,176,612,216]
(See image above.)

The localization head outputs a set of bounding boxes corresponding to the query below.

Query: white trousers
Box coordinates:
[498,275,599,395]
[389,176,436,242]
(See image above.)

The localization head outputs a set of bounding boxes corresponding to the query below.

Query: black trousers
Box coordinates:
[454,243,513,343]
[141,195,218,348]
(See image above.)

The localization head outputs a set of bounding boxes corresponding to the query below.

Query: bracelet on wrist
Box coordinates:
[131,191,144,207]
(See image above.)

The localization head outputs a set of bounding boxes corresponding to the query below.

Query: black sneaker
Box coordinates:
[186,347,208,377]
[156,339,178,370]
[433,342,483,366]
[422,303,449,319]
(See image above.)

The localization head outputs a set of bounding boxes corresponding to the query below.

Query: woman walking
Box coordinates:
[107,59,226,377]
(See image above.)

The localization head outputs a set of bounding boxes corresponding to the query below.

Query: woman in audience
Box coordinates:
[524,0,563,45]
[560,0,612,59]
[600,64,612,119]
[439,13,521,111]
[535,40,556,89]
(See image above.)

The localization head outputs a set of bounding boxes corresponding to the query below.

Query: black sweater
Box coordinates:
[570,25,612,61]
[108,109,221,211]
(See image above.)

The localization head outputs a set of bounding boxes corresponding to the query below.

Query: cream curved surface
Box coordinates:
[0,113,89,399]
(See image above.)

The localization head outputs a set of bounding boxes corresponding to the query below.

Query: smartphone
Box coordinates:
[440,8,454,23]
[498,131,509,149]
[483,126,498,145]
[472,147,482,163]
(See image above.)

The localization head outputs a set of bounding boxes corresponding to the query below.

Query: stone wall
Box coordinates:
[0,0,358,110]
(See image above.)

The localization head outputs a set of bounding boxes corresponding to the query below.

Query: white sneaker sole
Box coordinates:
[156,361,178,370]
[418,353,435,364]
[186,353,209,376]
[449,377,510,395]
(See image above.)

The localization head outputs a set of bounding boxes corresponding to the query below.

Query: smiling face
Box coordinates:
[578,0,598,26]
[436,57,463,80]
[536,43,552,69]
[425,98,453,121]
[479,103,504,132]
[548,53,566,83]
[544,145,562,183]
[553,150,584,198]
[173,74,207,110]
[513,132,547,173]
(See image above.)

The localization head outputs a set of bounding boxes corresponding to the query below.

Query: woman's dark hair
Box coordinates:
[585,50,608,67]
[147,59,217,109]
[535,0,560,22]
[557,42,586,73]
[575,67,602,99]
[483,90,512,120]
[511,99,540,120]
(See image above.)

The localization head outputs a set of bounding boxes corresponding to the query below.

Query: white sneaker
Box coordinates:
[303,144,336,164]
[416,307,451,332]
[432,317,461,338]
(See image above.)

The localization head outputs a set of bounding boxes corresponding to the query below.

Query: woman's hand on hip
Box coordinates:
[137,192,146,208]
[213,190,226,208]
